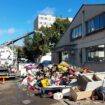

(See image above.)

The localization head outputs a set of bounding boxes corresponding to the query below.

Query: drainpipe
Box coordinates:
[82,10,86,38]
[81,10,86,65]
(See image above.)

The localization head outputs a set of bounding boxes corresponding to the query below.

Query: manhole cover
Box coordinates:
[22,100,31,105]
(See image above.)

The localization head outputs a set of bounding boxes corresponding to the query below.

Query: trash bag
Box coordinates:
[96,87,105,101]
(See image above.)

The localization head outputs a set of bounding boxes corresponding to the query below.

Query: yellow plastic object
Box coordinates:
[41,79,49,87]
[58,65,63,69]
[62,67,68,71]
[0,76,9,79]
[58,65,68,71]
[60,61,70,67]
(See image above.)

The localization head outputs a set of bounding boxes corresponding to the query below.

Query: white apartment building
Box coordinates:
[34,14,56,30]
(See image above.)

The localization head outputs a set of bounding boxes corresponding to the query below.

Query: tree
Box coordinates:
[16,46,26,60]
[40,18,70,50]
[24,36,34,61]
[23,18,70,61]
[24,32,49,62]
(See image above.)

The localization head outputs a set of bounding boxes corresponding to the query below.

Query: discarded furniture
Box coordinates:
[78,73,102,90]
[70,86,94,101]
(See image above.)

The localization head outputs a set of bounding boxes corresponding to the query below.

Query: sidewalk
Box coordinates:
[60,99,105,105]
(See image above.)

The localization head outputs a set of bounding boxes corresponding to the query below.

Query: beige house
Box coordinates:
[52,4,105,72]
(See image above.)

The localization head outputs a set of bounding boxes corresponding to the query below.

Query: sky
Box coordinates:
[0,0,105,45]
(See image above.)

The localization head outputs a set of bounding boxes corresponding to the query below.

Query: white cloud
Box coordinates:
[0,28,16,35]
[7,28,16,34]
[68,8,72,13]
[37,7,56,15]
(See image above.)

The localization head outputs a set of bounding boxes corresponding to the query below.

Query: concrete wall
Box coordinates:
[56,27,71,48]
[70,5,105,29]
[84,5,105,21]
[83,62,105,72]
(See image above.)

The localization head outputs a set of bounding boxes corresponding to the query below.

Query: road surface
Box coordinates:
[0,79,63,105]
[0,79,104,105]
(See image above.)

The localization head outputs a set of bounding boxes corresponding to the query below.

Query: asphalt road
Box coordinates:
[0,79,104,105]
[0,79,63,105]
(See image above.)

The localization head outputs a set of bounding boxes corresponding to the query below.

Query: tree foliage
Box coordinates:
[16,46,26,60]
[40,18,70,49]
[23,18,70,61]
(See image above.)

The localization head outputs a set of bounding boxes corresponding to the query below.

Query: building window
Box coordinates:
[100,14,105,28]
[40,17,43,19]
[45,17,47,20]
[71,25,82,39]
[40,22,42,24]
[61,51,69,62]
[44,22,46,25]
[86,45,105,62]
[86,13,105,34]
[87,20,94,33]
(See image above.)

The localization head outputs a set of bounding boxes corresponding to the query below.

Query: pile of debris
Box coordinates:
[20,61,105,102]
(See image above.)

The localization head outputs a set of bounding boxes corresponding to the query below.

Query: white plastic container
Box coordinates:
[53,92,63,100]
[62,88,70,96]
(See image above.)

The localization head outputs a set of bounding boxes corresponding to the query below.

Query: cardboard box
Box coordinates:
[77,73,102,90]
[70,86,94,101]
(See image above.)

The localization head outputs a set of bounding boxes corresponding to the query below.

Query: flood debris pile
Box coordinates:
[20,61,105,102]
